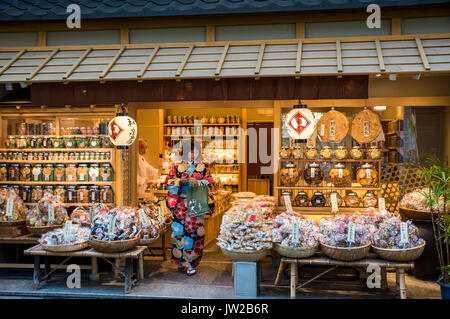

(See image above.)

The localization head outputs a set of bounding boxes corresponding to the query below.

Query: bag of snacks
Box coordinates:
[70,206,91,226]
[90,206,141,241]
[137,206,161,240]
[40,224,90,246]
[371,216,425,249]
[272,212,321,248]
[0,187,28,222]
[26,193,68,226]
[399,188,444,211]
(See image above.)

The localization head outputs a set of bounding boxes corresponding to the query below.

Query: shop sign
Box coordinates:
[285,108,316,140]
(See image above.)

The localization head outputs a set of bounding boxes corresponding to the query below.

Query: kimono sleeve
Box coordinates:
[164,164,181,209]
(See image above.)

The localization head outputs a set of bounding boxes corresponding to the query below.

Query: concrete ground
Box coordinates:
[0,240,442,299]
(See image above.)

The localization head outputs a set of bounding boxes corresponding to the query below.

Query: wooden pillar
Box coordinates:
[240,108,247,192]
[38,31,47,46]
[296,22,306,39]
[121,28,130,45]
[273,101,281,203]
[206,25,215,42]
[158,108,165,168]
[392,18,402,35]
[129,103,138,207]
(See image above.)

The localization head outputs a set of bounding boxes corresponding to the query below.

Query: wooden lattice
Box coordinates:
[381,162,426,214]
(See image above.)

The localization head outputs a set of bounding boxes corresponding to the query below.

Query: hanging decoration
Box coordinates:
[108,103,137,150]
[285,99,316,142]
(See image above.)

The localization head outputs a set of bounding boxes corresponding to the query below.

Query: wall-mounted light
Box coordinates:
[376,73,382,77]
[412,73,421,80]
[373,106,387,111]
[389,74,397,81]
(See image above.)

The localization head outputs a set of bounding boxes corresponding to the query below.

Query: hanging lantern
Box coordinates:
[108,103,137,149]
[285,99,316,143]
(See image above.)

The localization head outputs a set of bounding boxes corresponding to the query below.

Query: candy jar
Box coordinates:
[292,145,302,159]
[311,192,326,207]
[280,191,292,207]
[303,162,324,185]
[293,191,309,207]
[329,163,351,186]
[334,146,348,160]
[304,146,317,159]
[344,192,361,208]
[279,147,291,159]
[326,191,343,207]
[363,191,377,208]
[280,162,300,186]
[319,146,333,159]
[356,163,378,186]
[367,145,381,160]
[350,145,363,160]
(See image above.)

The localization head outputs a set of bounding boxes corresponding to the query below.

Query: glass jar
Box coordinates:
[77,164,89,182]
[356,163,378,186]
[21,185,32,203]
[89,185,100,203]
[101,136,113,148]
[20,164,31,182]
[65,136,76,148]
[9,164,19,181]
[293,191,309,207]
[350,146,363,160]
[0,164,7,181]
[319,146,333,159]
[42,164,54,182]
[29,136,40,148]
[41,137,53,148]
[311,192,326,207]
[77,136,88,148]
[77,186,89,204]
[279,191,292,207]
[54,186,66,203]
[31,164,43,182]
[303,162,324,185]
[345,192,361,208]
[279,147,291,159]
[280,162,300,186]
[54,164,65,182]
[43,185,54,197]
[326,191,343,207]
[11,185,20,196]
[100,185,113,203]
[88,164,100,182]
[329,163,351,186]
[363,191,377,208]
[367,146,381,160]
[89,136,101,148]
[99,163,113,181]
[334,146,348,160]
[5,136,17,149]
[18,136,27,149]
[292,146,302,159]
[104,152,111,160]
[67,186,77,203]
[66,164,77,182]
[31,186,43,203]
[52,136,65,148]
[304,146,317,159]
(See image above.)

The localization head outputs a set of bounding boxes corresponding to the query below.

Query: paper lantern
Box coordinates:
[285,100,316,141]
[108,105,137,149]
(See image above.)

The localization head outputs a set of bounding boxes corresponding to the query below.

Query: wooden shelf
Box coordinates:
[0,148,113,152]
[164,135,239,138]
[386,131,398,135]
[0,181,114,185]
[279,158,382,163]
[7,135,108,138]
[164,123,241,126]
[275,206,374,214]
[24,202,111,207]
[0,160,112,164]
[276,186,381,191]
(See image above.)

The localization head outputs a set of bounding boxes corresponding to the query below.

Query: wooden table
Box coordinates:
[0,235,41,269]
[24,245,147,294]
[275,255,414,299]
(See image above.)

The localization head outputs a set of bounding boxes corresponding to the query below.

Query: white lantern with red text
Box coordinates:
[285,100,316,141]
[108,105,137,149]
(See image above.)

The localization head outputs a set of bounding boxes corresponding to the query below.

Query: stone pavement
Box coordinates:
[0,241,442,299]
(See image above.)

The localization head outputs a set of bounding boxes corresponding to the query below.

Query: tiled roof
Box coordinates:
[0,0,449,21]
[1,36,449,83]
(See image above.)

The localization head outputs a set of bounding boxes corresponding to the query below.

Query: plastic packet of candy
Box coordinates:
[0,187,27,222]
[271,212,321,248]
[40,224,90,246]
[91,206,141,241]
[70,206,91,226]
[371,216,425,249]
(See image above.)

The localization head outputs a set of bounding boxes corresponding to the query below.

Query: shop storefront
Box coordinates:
[0,0,449,299]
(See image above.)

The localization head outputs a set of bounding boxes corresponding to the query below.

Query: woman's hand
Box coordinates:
[180,177,189,184]
[188,178,202,186]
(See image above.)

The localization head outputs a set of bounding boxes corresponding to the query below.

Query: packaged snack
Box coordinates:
[26,193,68,226]
[70,206,91,226]
[371,216,425,249]
[40,224,90,246]
[0,187,28,222]
[137,206,161,240]
[399,188,445,211]
[90,206,141,241]
[319,214,375,247]
[271,212,321,248]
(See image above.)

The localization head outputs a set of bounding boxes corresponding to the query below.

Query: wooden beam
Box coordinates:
[206,25,215,42]
[374,38,386,72]
[0,49,26,76]
[336,39,343,73]
[38,31,46,46]
[63,47,92,80]
[175,44,194,78]
[295,40,303,75]
[99,45,126,80]
[120,28,129,45]
[296,22,306,39]
[215,43,229,78]
[255,42,266,75]
[415,37,431,71]
[392,18,402,35]
[27,48,58,80]
[138,45,159,80]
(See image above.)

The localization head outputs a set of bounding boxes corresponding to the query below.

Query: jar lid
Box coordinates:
[90,164,99,167]
[101,163,111,167]
[79,164,88,167]
[0,163,6,166]
[91,136,99,138]
[44,164,54,167]
[313,192,324,196]
[361,163,373,169]
[0,185,8,189]
[44,185,54,190]
[364,191,375,197]
[352,145,360,149]
[67,185,77,190]
[11,163,20,167]
[333,163,345,169]
[297,191,307,195]
[281,191,291,195]
[322,146,331,149]
[34,164,43,167]
[23,163,31,167]
[78,185,88,189]
[309,162,320,168]
[347,192,358,196]
[101,185,112,189]
[286,163,295,169]
[23,185,32,189]
[337,145,346,149]
[89,185,100,189]
[56,185,65,189]
[307,146,316,149]
[31,136,37,138]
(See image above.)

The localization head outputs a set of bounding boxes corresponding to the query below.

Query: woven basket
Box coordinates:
[398,206,438,221]
[41,241,89,253]
[27,225,62,237]
[371,243,426,262]
[274,243,319,259]
[140,235,159,245]
[0,220,26,226]
[320,242,371,261]
[220,247,269,262]
[89,237,140,253]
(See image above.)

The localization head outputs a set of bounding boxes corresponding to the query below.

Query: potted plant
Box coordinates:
[421,159,450,299]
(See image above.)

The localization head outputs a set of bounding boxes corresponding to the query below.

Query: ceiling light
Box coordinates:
[373,106,387,111]
[412,73,421,80]
[376,73,382,77]
[389,74,397,81]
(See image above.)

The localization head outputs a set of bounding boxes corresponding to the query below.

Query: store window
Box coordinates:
[47,30,121,46]
[0,32,38,47]
[215,24,296,41]
[402,16,450,34]
[305,20,391,38]
[130,27,206,44]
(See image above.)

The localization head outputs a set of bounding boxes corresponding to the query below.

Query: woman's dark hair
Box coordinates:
[180,139,202,162]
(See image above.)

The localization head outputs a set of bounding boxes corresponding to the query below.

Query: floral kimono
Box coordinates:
[165,162,214,268]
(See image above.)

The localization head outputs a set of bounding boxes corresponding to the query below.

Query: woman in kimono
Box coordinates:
[164,139,214,276]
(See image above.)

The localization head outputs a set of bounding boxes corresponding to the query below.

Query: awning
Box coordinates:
[0,37,449,83]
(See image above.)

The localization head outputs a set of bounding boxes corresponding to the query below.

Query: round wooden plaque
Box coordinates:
[351,109,382,143]
[316,109,349,142]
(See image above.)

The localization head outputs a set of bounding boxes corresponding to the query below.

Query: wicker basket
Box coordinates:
[398,206,438,221]
[371,243,426,262]
[27,225,62,237]
[274,243,319,259]
[41,241,89,253]
[0,220,26,226]
[89,237,140,253]
[220,247,269,262]
[320,242,371,261]
[140,235,159,245]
